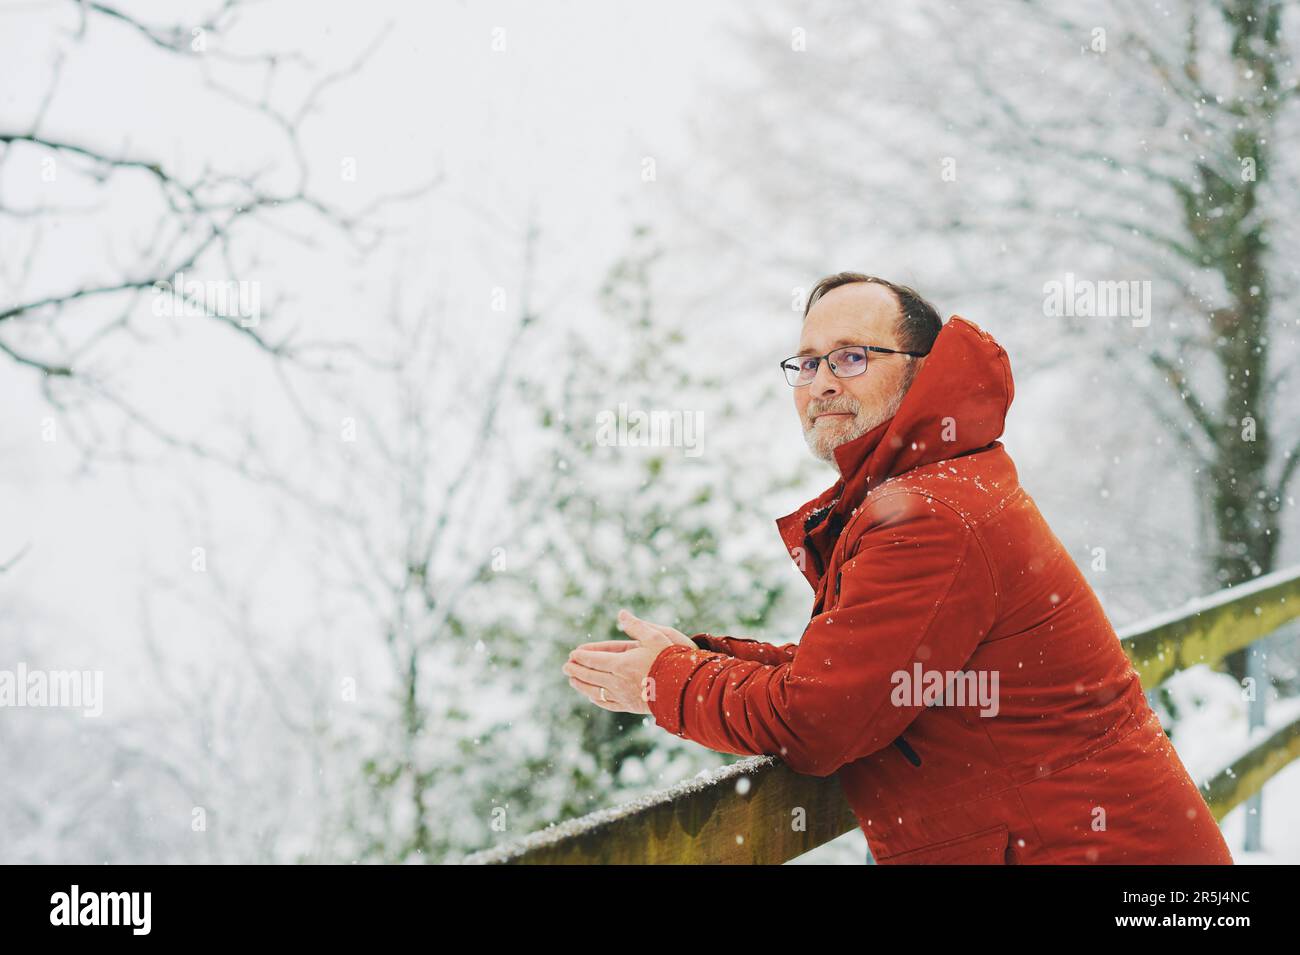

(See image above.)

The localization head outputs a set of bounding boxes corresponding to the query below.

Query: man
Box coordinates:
[563,273,1233,865]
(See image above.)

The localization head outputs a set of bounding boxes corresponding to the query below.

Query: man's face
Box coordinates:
[793,283,924,469]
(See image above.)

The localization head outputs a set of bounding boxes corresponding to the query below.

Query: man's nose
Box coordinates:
[810,358,842,396]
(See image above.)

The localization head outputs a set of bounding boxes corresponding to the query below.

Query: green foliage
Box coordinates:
[464,226,799,853]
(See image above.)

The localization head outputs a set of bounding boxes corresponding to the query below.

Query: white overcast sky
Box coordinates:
[0,0,744,666]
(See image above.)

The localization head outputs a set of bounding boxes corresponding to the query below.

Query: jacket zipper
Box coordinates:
[893,736,922,767]
[809,489,918,769]
[803,533,825,578]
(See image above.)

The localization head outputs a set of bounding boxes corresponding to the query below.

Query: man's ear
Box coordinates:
[899,355,924,394]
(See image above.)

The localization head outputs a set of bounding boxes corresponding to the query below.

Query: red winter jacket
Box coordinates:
[646,316,1233,865]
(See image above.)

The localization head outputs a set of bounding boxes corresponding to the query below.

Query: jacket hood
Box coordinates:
[776,315,1014,588]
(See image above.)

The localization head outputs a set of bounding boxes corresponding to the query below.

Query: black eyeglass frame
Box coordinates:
[779,344,928,387]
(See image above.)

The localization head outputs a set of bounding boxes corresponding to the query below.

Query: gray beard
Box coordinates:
[804,367,915,469]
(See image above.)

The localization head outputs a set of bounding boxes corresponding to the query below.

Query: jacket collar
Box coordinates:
[775,315,1014,590]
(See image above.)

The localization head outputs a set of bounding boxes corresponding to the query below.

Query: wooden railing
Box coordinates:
[463,566,1300,864]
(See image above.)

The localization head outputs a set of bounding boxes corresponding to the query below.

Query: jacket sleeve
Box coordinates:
[690,633,800,665]
[647,494,998,777]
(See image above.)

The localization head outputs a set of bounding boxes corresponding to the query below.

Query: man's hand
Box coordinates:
[563,609,696,714]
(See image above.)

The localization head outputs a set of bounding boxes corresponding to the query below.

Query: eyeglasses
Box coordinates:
[779,344,927,387]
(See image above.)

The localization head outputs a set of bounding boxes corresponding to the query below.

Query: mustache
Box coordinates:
[806,398,860,424]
